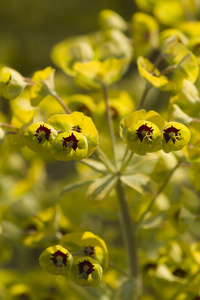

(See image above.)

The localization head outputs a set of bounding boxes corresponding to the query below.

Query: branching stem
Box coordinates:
[52,91,72,114]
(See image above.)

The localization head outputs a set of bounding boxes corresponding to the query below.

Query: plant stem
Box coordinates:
[93,146,116,174]
[101,83,118,169]
[52,91,72,114]
[169,269,200,300]
[152,53,163,72]
[159,65,177,76]
[120,148,134,174]
[137,83,152,110]
[137,157,183,228]
[0,123,19,130]
[116,178,141,297]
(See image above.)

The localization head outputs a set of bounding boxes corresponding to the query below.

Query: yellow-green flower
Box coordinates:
[30,66,55,106]
[131,12,159,58]
[60,231,109,270]
[70,256,102,287]
[73,57,130,89]
[39,245,73,276]
[98,9,128,31]
[23,122,58,154]
[137,56,175,91]
[0,66,26,100]
[162,121,191,153]
[47,111,99,160]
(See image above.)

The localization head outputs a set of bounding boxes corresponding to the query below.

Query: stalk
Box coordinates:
[137,83,152,110]
[52,91,72,114]
[116,179,141,297]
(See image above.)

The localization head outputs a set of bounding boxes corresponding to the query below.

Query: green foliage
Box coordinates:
[1,1,200,299]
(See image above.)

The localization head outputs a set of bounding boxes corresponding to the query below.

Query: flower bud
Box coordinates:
[39,245,73,276]
[70,256,102,287]
[120,119,162,155]
[0,67,26,100]
[162,121,191,153]
[23,122,58,153]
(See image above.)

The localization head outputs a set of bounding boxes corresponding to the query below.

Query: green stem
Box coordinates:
[137,157,183,228]
[152,53,163,72]
[101,83,118,169]
[0,123,19,130]
[93,146,116,174]
[169,269,200,300]
[120,148,134,174]
[137,83,152,110]
[116,179,141,297]
[159,65,177,76]
[51,91,72,114]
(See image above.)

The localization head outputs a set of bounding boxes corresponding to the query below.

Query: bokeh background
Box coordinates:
[0,0,136,76]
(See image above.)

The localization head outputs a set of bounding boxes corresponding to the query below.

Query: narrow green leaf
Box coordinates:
[61,178,93,195]
[81,158,108,174]
[87,174,118,202]
[120,173,157,196]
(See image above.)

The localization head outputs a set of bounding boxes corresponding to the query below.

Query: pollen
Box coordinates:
[78,260,95,278]
[83,245,95,256]
[61,133,79,151]
[163,125,180,144]
[136,123,154,142]
[51,250,67,267]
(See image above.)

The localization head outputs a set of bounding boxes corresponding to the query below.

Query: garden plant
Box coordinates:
[1,0,200,299]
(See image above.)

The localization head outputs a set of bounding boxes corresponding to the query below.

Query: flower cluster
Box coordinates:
[39,231,108,287]
[120,109,191,155]
[23,111,99,161]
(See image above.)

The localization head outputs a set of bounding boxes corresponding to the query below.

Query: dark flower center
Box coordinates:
[163,125,180,144]
[34,124,51,143]
[72,125,82,133]
[136,123,154,142]
[78,260,95,278]
[83,245,95,256]
[61,133,79,151]
[51,250,67,267]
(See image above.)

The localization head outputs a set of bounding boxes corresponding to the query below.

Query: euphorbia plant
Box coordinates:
[1,1,200,300]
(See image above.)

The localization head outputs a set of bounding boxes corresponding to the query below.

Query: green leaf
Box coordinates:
[81,158,108,174]
[61,178,93,195]
[120,173,157,197]
[87,174,118,202]
[140,212,166,229]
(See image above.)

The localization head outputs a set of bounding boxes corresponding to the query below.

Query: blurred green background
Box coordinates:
[0,0,136,76]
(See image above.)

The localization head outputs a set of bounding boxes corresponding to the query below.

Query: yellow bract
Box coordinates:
[137,56,175,91]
